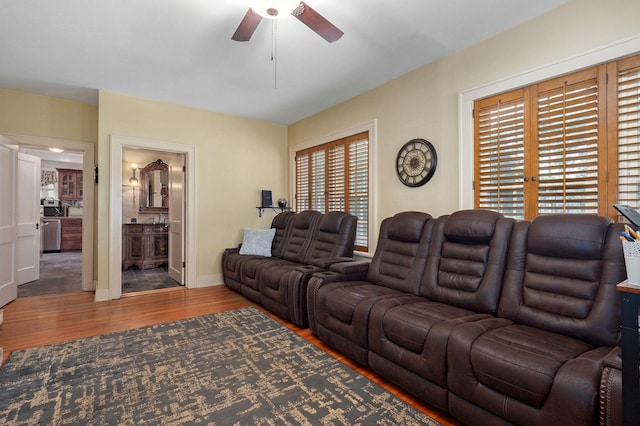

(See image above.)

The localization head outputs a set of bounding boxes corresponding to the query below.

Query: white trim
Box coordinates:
[196,274,224,287]
[289,120,378,255]
[458,34,640,210]
[3,133,95,294]
[109,136,196,299]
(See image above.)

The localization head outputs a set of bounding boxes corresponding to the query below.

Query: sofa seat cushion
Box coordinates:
[324,282,401,325]
[239,257,288,290]
[260,261,301,291]
[369,296,491,388]
[448,318,610,425]
[314,281,405,365]
[469,324,593,407]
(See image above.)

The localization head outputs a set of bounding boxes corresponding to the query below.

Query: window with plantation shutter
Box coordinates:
[295,131,369,251]
[616,55,640,219]
[474,54,640,222]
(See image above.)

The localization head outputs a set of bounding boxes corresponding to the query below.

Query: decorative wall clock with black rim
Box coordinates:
[396,138,437,187]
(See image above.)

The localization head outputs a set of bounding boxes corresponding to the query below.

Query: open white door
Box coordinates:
[17,152,41,285]
[168,160,184,284]
[0,141,18,307]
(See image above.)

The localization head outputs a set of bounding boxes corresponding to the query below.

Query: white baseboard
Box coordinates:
[193,274,224,288]
[94,288,110,302]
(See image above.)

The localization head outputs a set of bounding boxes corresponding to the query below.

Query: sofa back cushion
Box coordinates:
[499,214,626,347]
[419,209,514,314]
[304,211,357,262]
[280,210,322,263]
[270,211,296,258]
[366,211,434,294]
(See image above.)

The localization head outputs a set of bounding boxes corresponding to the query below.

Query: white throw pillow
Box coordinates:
[239,227,276,257]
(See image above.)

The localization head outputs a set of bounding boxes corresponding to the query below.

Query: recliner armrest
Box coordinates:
[603,346,621,370]
[330,260,370,274]
[295,264,324,273]
[223,247,240,256]
[311,256,353,269]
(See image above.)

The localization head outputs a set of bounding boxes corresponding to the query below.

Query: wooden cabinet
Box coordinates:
[58,169,83,200]
[122,224,168,270]
[61,218,82,251]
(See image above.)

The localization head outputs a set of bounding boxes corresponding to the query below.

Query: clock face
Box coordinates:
[396,138,437,187]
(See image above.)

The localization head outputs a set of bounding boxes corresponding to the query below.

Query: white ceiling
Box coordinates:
[0,0,568,125]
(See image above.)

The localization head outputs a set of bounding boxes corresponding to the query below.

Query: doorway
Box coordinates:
[121,148,184,294]
[8,135,95,298]
[108,136,196,300]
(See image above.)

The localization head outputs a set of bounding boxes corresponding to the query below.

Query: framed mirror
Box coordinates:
[139,159,168,213]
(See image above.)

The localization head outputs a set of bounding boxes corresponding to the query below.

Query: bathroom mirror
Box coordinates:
[139,159,168,213]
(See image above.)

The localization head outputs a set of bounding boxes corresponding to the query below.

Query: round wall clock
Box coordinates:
[396,138,437,187]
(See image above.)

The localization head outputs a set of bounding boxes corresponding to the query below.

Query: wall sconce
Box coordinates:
[129,164,139,186]
[129,164,139,202]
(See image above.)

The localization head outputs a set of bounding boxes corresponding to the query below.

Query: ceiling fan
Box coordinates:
[232,1,343,43]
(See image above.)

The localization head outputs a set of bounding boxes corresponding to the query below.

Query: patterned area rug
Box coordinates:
[0,307,440,425]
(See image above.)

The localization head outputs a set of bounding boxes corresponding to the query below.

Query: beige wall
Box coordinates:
[288,0,640,233]
[97,91,288,293]
[0,89,98,143]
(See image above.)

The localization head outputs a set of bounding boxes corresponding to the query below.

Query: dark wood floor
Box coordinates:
[0,286,460,425]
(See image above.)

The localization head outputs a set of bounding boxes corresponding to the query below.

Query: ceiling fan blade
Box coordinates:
[231,8,263,42]
[292,1,343,43]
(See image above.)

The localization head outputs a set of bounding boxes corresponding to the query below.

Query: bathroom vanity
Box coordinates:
[122,223,168,270]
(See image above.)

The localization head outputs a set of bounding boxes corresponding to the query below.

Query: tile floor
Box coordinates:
[17,252,181,297]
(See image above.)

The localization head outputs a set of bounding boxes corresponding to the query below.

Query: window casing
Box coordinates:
[295,131,369,251]
[474,53,640,221]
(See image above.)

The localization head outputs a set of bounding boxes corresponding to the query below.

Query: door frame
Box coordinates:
[4,134,95,292]
[109,135,196,299]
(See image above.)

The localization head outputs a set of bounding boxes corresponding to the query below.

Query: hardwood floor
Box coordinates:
[0,286,460,425]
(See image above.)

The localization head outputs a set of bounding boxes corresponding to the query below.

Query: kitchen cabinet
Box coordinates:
[58,169,83,200]
[60,218,82,251]
[122,224,168,270]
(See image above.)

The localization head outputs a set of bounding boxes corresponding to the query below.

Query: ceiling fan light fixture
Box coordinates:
[249,0,300,18]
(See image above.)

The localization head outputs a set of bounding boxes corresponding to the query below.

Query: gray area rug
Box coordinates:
[0,307,439,425]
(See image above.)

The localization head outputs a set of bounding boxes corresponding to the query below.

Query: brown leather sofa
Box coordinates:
[307,210,627,425]
[223,210,357,327]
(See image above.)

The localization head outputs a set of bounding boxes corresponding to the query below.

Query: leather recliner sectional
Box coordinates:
[223,210,357,327]
[306,209,626,426]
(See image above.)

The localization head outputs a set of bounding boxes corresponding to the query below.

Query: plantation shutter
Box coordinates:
[311,150,326,212]
[475,90,527,219]
[349,136,369,250]
[294,131,369,251]
[534,67,605,215]
[295,153,310,211]
[616,56,640,214]
[328,144,346,211]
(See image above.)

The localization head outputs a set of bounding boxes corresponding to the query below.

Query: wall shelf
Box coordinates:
[256,206,291,217]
